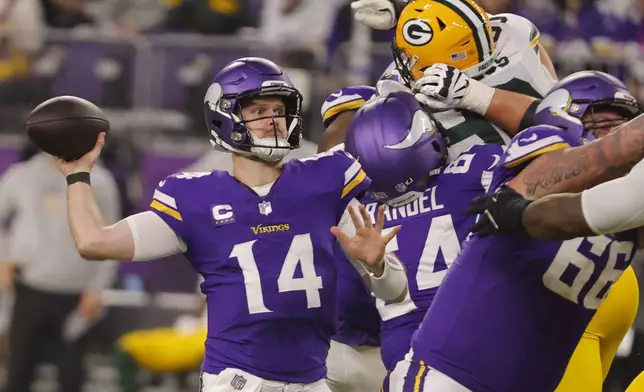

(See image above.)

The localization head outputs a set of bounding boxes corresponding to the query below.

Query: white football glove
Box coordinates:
[351,0,397,30]
[413,63,495,115]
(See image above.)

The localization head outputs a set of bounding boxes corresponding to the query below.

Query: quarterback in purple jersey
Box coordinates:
[406,72,643,392]
[320,85,387,392]
[343,90,504,391]
[52,57,409,392]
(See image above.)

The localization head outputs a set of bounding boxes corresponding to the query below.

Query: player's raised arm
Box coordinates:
[413,63,540,135]
[56,133,186,261]
[468,156,644,241]
[510,110,644,200]
[501,71,643,200]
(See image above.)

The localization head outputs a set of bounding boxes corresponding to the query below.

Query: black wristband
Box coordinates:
[519,100,541,131]
[66,172,91,186]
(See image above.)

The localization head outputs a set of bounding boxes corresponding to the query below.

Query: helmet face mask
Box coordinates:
[204,58,304,162]
[535,71,642,144]
[575,100,639,139]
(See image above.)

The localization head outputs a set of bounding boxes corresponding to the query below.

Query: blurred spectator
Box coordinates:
[0,149,120,392]
[41,0,94,29]
[86,0,166,35]
[478,0,514,14]
[542,0,631,62]
[159,0,254,35]
[259,0,342,68]
[0,0,45,104]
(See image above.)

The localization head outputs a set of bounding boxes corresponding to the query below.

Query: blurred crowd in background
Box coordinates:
[0,0,643,391]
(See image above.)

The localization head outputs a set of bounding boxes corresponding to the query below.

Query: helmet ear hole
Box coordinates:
[437,17,447,31]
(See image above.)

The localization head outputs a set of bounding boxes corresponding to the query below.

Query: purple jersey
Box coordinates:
[321,85,376,128]
[368,144,503,369]
[333,243,382,347]
[411,126,639,392]
[321,85,382,347]
[148,150,371,383]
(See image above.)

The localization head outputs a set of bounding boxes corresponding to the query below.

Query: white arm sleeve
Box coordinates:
[581,158,644,235]
[124,211,187,261]
[337,198,408,301]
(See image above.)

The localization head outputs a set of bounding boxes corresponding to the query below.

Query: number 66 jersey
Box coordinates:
[410,125,639,392]
[147,150,371,383]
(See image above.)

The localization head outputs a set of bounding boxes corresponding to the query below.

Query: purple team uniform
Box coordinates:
[374,143,503,373]
[410,125,638,392]
[148,151,371,383]
[321,85,383,348]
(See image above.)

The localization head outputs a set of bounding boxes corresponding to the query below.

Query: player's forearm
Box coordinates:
[485,89,538,135]
[66,183,134,261]
[319,111,355,153]
[522,193,595,241]
[510,113,644,200]
[367,253,408,302]
[578,158,644,235]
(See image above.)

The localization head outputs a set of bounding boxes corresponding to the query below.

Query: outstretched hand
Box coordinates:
[331,204,400,274]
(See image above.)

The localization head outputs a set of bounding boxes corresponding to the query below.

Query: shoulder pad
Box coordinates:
[378,61,402,83]
[294,149,370,201]
[321,85,376,128]
[501,125,576,168]
[445,143,505,175]
[156,171,213,197]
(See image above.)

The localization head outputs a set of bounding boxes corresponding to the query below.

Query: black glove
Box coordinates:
[466,185,533,237]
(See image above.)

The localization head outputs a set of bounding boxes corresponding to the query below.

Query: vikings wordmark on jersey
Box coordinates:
[148,150,370,383]
[410,125,638,392]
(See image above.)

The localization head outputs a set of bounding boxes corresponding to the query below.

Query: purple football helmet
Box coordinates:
[535,70,641,143]
[345,91,448,207]
[204,57,303,162]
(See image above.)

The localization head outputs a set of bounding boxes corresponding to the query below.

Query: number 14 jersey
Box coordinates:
[148,151,371,383]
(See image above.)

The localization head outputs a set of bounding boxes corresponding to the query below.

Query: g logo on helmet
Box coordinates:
[402,19,433,46]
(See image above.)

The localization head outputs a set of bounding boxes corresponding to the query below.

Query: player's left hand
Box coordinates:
[466,185,532,237]
[331,204,400,275]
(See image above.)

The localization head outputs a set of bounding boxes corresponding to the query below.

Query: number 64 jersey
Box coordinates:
[410,126,639,392]
[147,151,371,383]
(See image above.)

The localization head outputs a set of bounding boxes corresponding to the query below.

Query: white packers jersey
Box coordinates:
[481,13,555,96]
[381,13,557,161]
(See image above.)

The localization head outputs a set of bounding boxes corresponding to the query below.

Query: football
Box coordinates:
[25,96,110,162]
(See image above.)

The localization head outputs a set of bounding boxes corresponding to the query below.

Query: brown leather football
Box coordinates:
[25,96,109,162]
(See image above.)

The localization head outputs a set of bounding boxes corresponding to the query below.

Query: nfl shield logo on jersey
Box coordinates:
[258,200,272,216]
[230,374,247,390]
